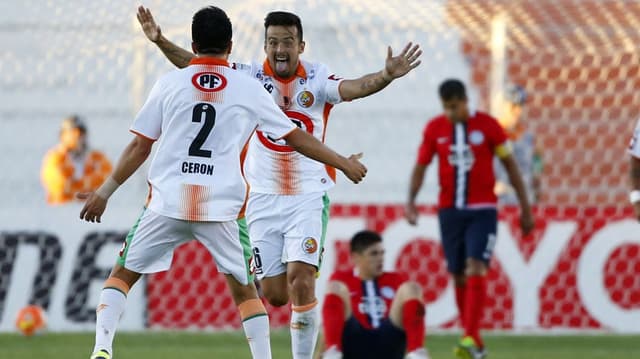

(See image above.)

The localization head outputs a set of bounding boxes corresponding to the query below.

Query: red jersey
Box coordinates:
[330,270,408,330]
[417,111,509,209]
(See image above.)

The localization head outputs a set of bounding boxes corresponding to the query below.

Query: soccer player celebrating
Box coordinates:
[80,6,366,359]
[320,230,429,359]
[137,7,421,359]
[405,79,534,359]
[629,119,640,221]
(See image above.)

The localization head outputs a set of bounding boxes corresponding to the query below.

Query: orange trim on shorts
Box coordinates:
[292,299,318,313]
[103,277,130,296]
[238,298,267,320]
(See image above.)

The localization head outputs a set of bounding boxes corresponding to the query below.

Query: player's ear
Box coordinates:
[191,42,198,54]
[228,41,233,56]
[299,40,305,54]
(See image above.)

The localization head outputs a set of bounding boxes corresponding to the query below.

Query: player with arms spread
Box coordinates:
[405,79,534,359]
[137,7,421,358]
[80,6,366,359]
[320,230,429,359]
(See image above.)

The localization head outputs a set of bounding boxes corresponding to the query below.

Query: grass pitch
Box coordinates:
[0,330,638,359]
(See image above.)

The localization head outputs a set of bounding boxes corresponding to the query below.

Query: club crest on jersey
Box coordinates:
[302,237,318,254]
[380,286,395,299]
[469,130,485,145]
[297,91,315,108]
[191,72,227,92]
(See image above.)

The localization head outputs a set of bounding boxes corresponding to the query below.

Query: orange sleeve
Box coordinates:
[41,149,73,204]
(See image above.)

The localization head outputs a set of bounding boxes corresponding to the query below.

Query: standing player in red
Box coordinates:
[404,79,534,359]
[320,230,429,359]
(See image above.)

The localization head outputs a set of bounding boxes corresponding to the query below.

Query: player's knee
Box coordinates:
[288,265,316,300]
[465,258,487,276]
[109,265,141,288]
[264,289,289,307]
[325,280,349,297]
[398,281,423,299]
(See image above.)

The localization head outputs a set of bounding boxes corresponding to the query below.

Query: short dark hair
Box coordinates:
[61,115,86,134]
[439,79,467,101]
[350,230,383,254]
[192,6,232,55]
[264,11,303,42]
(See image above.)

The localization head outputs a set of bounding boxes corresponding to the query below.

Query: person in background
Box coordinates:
[405,79,534,359]
[494,84,542,205]
[320,230,429,359]
[41,115,112,205]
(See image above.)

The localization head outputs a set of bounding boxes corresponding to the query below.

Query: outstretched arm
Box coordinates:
[338,42,422,101]
[284,128,367,184]
[79,135,154,223]
[137,6,194,68]
[405,163,427,225]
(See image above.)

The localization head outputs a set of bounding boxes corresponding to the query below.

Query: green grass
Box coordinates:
[0,330,639,359]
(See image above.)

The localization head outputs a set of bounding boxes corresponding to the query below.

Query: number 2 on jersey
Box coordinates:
[189,103,216,158]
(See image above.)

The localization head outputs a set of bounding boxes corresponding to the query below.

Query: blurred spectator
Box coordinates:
[494,84,542,204]
[40,115,112,204]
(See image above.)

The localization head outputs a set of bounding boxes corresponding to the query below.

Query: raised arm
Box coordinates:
[79,135,154,223]
[283,128,367,184]
[137,6,194,68]
[338,42,422,101]
[499,154,534,235]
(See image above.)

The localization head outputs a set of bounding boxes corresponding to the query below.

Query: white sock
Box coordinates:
[242,314,271,359]
[93,288,127,355]
[290,302,319,359]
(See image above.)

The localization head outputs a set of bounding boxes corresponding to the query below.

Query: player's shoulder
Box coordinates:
[424,114,448,132]
[301,59,332,79]
[329,270,356,281]
[473,110,500,123]
[379,271,408,282]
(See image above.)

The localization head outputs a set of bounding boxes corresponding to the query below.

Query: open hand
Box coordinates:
[136,6,161,43]
[384,42,422,80]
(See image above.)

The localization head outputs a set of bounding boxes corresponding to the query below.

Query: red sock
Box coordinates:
[463,276,486,348]
[322,294,345,350]
[403,299,426,352]
[455,284,466,326]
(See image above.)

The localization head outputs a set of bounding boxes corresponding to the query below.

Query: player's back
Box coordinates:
[132,57,295,222]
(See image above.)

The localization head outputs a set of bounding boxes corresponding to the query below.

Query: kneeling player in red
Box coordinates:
[320,230,429,359]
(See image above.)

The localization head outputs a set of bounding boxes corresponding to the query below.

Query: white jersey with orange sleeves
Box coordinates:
[130,57,296,221]
[234,59,344,195]
[629,118,640,158]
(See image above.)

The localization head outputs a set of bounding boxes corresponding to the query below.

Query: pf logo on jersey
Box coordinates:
[297,91,315,108]
[192,72,227,92]
[302,237,318,254]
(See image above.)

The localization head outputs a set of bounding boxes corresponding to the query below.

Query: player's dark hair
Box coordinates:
[264,11,303,42]
[439,79,467,101]
[350,230,383,254]
[192,6,232,55]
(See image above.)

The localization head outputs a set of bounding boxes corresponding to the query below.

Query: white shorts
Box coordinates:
[246,192,330,279]
[117,208,253,285]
